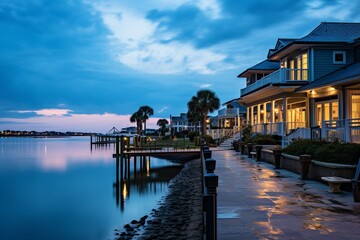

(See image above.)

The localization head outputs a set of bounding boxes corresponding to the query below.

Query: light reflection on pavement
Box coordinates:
[215,143,360,240]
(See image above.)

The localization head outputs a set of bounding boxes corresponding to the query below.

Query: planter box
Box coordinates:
[280,153,301,174]
[261,149,274,164]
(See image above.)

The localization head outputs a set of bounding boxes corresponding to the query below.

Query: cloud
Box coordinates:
[16,109,72,116]
[304,0,354,20]
[90,1,236,74]
[200,84,212,88]
[158,106,168,113]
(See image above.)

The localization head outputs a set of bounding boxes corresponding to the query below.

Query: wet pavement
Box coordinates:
[213,140,360,240]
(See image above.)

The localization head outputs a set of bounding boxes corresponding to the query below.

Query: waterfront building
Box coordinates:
[169,113,201,135]
[237,22,360,145]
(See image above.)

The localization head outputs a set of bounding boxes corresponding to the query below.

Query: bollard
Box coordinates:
[203,149,212,159]
[204,173,218,240]
[203,146,210,151]
[205,159,216,173]
[247,143,253,158]
[272,149,282,169]
[240,142,245,155]
[299,154,312,180]
[255,145,263,161]
[352,180,360,202]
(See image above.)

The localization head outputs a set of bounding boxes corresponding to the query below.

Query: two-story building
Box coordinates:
[213,100,246,129]
[169,113,201,135]
[238,22,360,145]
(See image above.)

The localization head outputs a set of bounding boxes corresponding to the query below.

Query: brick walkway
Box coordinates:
[214,141,360,240]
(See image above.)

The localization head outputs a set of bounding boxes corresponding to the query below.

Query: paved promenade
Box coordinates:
[214,140,360,240]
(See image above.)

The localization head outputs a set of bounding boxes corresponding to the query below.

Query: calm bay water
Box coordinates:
[0,137,182,240]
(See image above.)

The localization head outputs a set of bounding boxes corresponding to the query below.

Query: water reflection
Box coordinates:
[0,137,183,240]
[0,137,113,171]
[113,155,182,211]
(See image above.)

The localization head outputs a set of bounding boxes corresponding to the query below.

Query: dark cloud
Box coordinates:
[146,0,308,48]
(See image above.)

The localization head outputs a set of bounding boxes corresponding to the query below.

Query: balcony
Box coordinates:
[218,108,239,118]
[241,68,309,96]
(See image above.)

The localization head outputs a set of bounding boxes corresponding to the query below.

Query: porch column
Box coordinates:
[282,97,287,135]
[251,106,254,126]
[263,103,266,134]
[271,100,275,123]
[246,107,250,125]
[306,95,310,128]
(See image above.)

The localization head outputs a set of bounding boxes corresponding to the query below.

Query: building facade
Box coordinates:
[238,22,360,145]
[169,113,201,135]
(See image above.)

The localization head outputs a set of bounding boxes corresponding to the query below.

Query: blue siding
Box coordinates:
[313,48,354,80]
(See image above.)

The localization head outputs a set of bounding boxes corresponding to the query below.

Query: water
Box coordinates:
[0,137,182,240]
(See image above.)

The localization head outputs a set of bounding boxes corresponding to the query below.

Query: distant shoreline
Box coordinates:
[0,135,88,138]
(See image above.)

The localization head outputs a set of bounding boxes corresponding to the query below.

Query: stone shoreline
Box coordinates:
[114,159,203,240]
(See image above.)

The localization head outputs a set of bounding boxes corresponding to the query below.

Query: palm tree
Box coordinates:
[187,89,220,136]
[138,105,154,135]
[130,111,143,135]
[157,119,169,136]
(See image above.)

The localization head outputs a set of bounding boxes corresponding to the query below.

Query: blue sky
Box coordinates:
[1,0,360,133]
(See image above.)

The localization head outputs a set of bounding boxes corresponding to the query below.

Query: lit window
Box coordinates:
[333,51,346,64]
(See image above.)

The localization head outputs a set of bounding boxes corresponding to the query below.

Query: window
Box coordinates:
[333,51,346,64]
[315,99,339,127]
[287,52,308,80]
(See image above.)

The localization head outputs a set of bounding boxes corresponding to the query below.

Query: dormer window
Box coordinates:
[333,51,346,64]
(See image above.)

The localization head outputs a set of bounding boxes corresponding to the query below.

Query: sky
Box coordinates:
[1,0,360,133]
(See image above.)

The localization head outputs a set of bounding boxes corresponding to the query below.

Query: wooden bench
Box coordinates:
[321,176,351,193]
[250,151,256,158]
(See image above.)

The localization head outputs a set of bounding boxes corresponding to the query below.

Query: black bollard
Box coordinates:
[205,159,216,173]
[273,149,282,169]
[247,143,253,158]
[299,154,312,180]
[203,149,212,159]
[255,145,263,161]
[204,173,218,240]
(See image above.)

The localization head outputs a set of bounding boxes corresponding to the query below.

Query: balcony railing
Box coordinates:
[218,108,239,118]
[241,68,308,96]
[322,118,360,143]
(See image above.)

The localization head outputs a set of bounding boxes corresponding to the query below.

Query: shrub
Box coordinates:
[283,139,360,165]
[314,143,360,165]
[241,125,253,143]
[161,135,171,140]
[188,131,199,142]
[253,134,278,145]
[204,135,214,145]
[283,139,323,156]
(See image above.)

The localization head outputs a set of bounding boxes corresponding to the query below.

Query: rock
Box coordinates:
[131,220,138,224]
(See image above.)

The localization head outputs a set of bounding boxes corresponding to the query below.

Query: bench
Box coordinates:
[321,177,351,193]
[250,151,256,158]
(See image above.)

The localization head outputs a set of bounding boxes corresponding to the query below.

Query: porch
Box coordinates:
[250,118,360,146]
[241,68,309,96]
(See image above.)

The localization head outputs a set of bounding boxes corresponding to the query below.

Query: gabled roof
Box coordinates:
[237,60,279,78]
[267,38,296,58]
[268,22,360,59]
[297,62,360,92]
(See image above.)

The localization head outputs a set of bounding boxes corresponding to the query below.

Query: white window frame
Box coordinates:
[333,51,346,64]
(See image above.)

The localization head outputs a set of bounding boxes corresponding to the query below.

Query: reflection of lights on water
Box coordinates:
[44,145,47,156]
[122,181,128,199]
[146,159,150,177]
